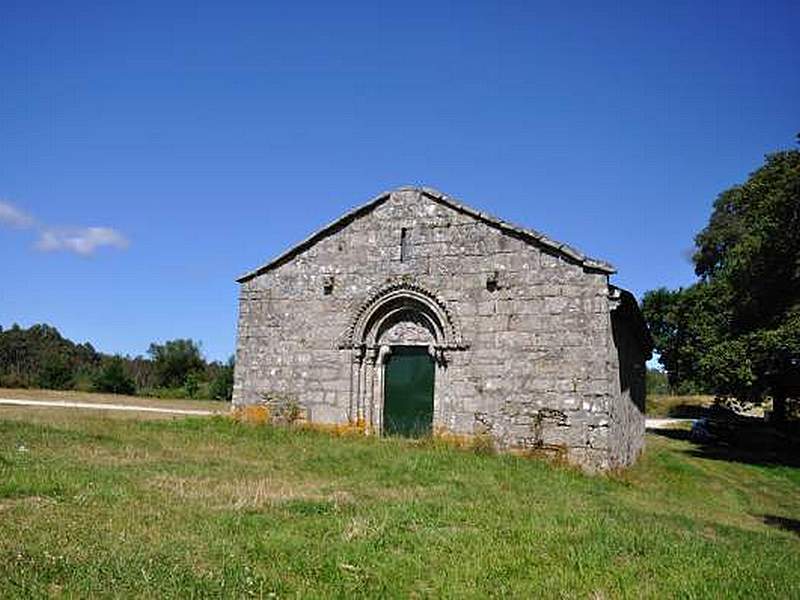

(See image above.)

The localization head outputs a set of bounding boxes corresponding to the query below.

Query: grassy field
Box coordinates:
[1,408,799,598]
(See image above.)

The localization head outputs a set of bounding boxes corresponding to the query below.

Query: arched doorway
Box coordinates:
[341,281,466,435]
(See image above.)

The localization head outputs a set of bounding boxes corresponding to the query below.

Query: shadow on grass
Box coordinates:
[760,514,800,537]
[649,418,800,468]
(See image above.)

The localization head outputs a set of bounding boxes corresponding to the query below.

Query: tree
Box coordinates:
[147,339,205,388]
[208,356,235,401]
[646,368,670,396]
[642,284,727,394]
[644,140,800,416]
[93,356,136,395]
[36,354,73,390]
[693,148,800,332]
[0,323,100,389]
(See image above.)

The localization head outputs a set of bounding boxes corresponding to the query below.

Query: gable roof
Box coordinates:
[237,186,616,283]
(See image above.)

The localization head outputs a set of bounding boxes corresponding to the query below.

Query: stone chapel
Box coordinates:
[233,187,652,470]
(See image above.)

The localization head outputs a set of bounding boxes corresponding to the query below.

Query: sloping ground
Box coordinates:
[1,414,798,598]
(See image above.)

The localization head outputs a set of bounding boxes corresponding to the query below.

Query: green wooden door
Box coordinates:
[383,347,434,437]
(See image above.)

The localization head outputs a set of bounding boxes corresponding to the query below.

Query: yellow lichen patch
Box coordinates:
[298,420,369,437]
[431,426,497,454]
[510,443,576,471]
[432,427,475,448]
[231,404,271,425]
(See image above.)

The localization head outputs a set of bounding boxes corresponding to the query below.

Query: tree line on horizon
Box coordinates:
[0,323,234,401]
[643,136,799,420]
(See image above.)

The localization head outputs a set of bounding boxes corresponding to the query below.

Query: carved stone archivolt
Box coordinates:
[342,281,467,432]
[341,280,466,351]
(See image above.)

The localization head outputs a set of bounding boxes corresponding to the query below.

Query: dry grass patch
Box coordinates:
[75,444,154,467]
[342,515,387,542]
[0,496,56,513]
[148,474,336,510]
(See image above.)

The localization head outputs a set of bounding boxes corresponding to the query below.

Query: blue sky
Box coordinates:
[1,1,798,361]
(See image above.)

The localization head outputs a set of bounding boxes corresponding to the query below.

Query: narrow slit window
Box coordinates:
[400,227,409,262]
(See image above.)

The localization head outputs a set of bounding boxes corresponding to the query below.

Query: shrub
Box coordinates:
[92,356,136,395]
[646,368,670,395]
[184,372,201,399]
[148,339,205,388]
[138,387,188,399]
[208,360,234,401]
[36,356,73,390]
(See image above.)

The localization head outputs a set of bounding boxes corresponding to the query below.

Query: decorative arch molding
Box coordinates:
[340,280,467,351]
[341,280,467,433]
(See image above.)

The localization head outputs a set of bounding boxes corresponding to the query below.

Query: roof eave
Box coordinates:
[419,187,616,275]
[236,190,393,283]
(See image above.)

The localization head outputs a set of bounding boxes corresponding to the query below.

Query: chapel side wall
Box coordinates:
[233,190,618,467]
[606,310,647,467]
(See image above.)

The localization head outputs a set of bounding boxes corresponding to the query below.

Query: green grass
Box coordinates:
[1,413,799,598]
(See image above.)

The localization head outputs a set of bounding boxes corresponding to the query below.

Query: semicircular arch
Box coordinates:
[342,282,465,350]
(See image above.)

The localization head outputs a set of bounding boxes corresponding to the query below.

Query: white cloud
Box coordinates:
[36,227,130,256]
[0,201,35,228]
[0,198,130,256]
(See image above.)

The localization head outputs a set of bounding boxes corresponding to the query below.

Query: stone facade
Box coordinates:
[233,187,652,471]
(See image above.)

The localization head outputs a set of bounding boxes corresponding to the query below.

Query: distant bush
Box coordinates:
[208,357,234,401]
[0,371,29,389]
[36,355,74,390]
[646,368,670,395]
[137,387,189,400]
[72,366,96,392]
[184,372,201,399]
[92,356,136,395]
[148,339,205,389]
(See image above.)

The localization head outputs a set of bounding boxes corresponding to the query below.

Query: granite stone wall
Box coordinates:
[233,188,649,470]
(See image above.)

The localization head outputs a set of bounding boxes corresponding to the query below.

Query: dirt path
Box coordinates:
[645,417,696,429]
[0,397,225,416]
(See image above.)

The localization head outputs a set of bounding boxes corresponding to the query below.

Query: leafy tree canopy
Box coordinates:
[0,324,233,401]
[93,356,136,395]
[148,338,206,388]
[644,140,800,414]
[693,148,800,332]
